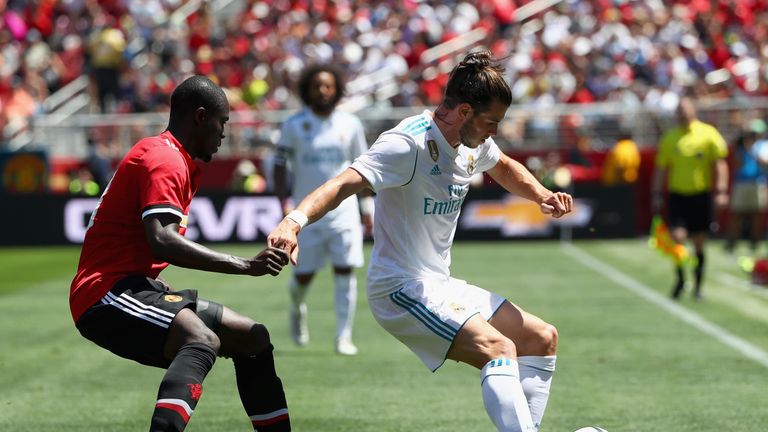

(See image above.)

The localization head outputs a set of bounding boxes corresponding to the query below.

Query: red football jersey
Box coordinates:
[70,131,200,322]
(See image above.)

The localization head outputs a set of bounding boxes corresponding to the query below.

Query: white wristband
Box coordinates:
[285,210,308,229]
[359,196,374,215]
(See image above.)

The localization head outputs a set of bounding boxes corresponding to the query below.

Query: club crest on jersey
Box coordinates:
[427,139,439,162]
[466,154,476,175]
[430,164,442,175]
[164,295,183,303]
[302,121,311,132]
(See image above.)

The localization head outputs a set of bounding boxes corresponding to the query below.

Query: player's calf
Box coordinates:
[234,341,290,431]
[150,342,217,432]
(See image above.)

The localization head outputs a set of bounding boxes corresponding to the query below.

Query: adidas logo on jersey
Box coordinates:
[430,165,442,175]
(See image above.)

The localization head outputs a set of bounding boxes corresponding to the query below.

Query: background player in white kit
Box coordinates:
[273,64,373,355]
[269,51,573,431]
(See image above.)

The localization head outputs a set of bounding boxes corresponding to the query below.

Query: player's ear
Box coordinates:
[193,107,206,125]
[458,103,472,121]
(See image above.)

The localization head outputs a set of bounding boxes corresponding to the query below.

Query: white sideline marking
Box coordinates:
[562,244,768,369]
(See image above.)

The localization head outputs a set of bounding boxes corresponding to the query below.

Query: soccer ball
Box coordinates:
[573,428,608,432]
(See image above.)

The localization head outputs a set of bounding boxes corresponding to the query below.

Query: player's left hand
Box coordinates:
[540,192,573,218]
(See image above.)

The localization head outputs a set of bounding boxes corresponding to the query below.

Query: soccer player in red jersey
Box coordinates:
[71,76,292,432]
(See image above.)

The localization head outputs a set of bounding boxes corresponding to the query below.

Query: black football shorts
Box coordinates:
[668,192,713,234]
[75,275,223,368]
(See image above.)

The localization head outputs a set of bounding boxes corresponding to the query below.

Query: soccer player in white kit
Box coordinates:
[269,51,573,431]
[273,64,373,355]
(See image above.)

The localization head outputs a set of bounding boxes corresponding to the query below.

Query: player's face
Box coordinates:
[459,100,508,148]
[676,98,696,126]
[197,107,229,162]
[308,71,337,114]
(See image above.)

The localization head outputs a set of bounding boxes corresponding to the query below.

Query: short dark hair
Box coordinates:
[297,64,345,107]
[443,50,512,113]
[169,76,228,123]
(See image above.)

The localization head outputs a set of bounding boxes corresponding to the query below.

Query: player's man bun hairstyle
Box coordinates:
[297,63,346,107]
[443,50,512,113]
[169,75,228,123]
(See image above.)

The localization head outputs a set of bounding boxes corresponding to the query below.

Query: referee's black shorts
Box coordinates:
[668,192,713,234]
[75,276,224,369]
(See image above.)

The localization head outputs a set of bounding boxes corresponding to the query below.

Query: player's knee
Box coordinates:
[536,323,558,355]
[485,336,517,361]
[244,322,272,356]
[190,327,221,353]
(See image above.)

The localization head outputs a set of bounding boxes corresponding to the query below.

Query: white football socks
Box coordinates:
[333,273,357,340]
[481,358,535,432]
[517,355,556,431]
[289,277,309,310]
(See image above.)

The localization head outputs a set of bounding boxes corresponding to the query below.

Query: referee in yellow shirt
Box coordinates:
[652,96,729,300]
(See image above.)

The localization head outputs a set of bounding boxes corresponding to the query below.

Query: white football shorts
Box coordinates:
[294,224,364,274]
[368,276,506,372]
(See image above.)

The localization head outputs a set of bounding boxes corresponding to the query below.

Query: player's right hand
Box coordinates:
[248,247,290,276]
[540,192,573,218]
[267,219,301,265]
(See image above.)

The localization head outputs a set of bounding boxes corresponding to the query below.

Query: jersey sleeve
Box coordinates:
[708,125,728,160]
[138,148,188,221]
[351,131,418,192]
[476,138,502,172]
[350,115,368,160]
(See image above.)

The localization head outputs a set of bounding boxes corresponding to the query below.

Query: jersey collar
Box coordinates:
[161,130,199,176]
[424,110,458,159]
[304,107,333,123]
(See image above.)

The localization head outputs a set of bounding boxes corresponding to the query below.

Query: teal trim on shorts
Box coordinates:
[389,290,457,342]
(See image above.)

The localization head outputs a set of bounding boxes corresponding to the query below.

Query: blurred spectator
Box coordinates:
[87,20,126,112]
[601,130,641,185]
[7,0,768,153]
[85,129,115,191]
[230,158,267,193]
[725,121,768,254]
[68,166,99,196]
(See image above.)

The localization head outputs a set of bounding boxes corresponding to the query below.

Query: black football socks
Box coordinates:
[149,342,217,432]
[234,344,290,431]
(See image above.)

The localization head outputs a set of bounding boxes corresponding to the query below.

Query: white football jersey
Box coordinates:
[351,110,501,297]
[277,109,368,231]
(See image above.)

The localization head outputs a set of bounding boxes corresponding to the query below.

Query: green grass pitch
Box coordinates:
[1,240,767,431]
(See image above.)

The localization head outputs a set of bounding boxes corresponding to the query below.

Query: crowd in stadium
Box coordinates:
[2,0,768,145]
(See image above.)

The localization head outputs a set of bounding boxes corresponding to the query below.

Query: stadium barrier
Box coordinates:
[0,185,634,246]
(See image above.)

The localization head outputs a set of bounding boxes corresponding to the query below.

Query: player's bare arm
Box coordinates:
[268,167,371,264]
[272,160,293,215]
[144,213,289,276]
[487,152,573,218]
[713,158,729,208]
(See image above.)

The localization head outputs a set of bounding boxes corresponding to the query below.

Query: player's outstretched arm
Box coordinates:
[143,213,289,276]
[268,167,371,264]
[487,152,573,218]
